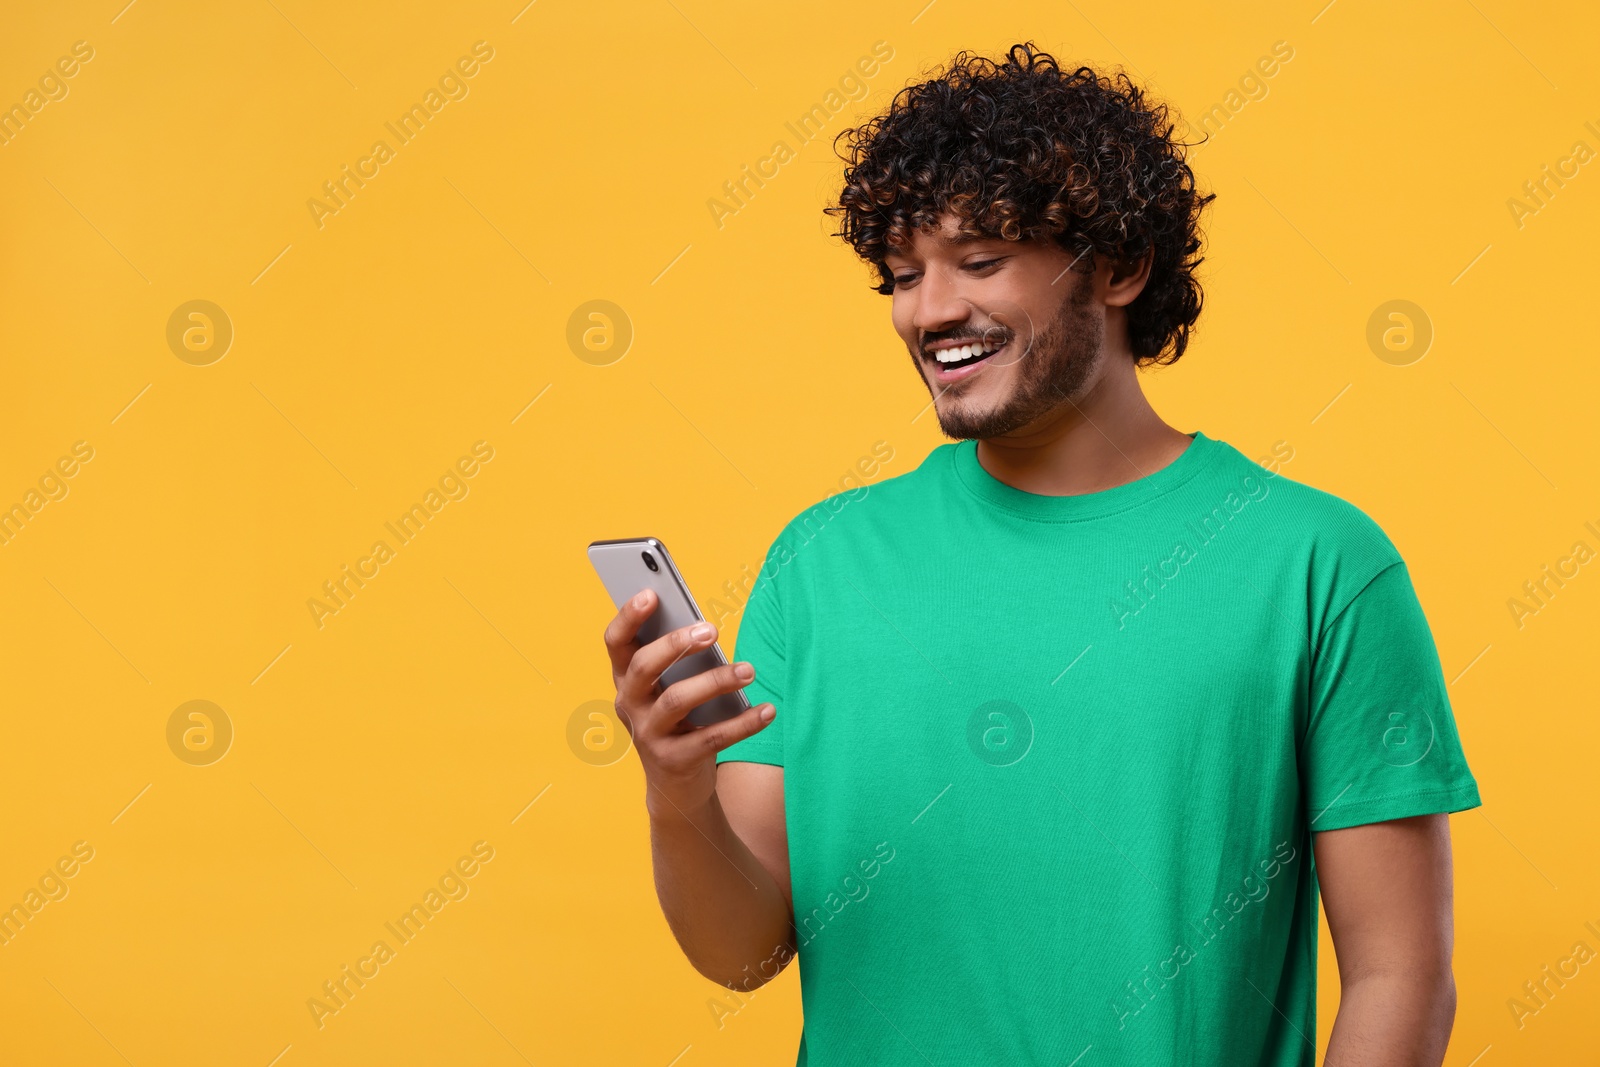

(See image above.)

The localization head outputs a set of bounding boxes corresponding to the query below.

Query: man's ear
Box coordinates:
[1103,249,1153,308]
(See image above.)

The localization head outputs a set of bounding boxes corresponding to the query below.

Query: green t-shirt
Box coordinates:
[716,430,1481,1066]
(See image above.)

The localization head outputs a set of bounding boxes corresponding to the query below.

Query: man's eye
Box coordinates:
[891,273,918,288]
[965,259,1004,272]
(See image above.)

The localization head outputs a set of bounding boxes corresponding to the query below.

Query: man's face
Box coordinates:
[884,214,1104,440]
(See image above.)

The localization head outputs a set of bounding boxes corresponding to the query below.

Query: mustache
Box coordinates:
[920,324,1013,355]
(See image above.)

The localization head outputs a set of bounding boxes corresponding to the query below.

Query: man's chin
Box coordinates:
[932,396,1016,441]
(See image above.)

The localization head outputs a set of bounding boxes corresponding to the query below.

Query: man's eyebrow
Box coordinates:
[945,231,1002,246]
[885,231,1007,258]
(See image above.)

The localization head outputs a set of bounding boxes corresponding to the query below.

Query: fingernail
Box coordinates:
[691,623,715,641]
[759,705,775,723]
[633,590,649,608]
[734,662,754,680]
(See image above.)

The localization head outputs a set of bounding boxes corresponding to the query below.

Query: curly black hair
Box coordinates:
[827,42,1215,366]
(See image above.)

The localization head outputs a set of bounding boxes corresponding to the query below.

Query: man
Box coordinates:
[602,43,1480,1065]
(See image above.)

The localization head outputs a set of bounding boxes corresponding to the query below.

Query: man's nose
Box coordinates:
[909,263,971,338]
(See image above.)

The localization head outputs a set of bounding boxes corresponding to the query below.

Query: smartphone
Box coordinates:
[588,537,750,727]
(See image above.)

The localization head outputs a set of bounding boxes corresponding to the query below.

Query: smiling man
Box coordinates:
[602,43,1481,1066]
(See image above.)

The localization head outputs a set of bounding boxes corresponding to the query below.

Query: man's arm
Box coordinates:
[1315,813,1458,1066]
[647,761,794,989]
[603,590,796,990]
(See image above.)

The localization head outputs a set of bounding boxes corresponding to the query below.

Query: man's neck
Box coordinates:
[973,361,1192,497]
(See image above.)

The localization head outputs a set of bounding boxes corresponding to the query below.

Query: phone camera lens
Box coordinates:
[641,551,659,572]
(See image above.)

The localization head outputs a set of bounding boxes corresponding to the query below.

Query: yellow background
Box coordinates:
[2,0,1596,1063]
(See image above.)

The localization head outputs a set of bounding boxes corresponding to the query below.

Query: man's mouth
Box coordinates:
[924,336,1007,382]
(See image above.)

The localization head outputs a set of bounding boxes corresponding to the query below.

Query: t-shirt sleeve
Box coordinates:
[715,536,788,767]
[1303,560,1482,832]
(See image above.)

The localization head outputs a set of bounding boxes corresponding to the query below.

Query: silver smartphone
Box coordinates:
[588,537,750,727]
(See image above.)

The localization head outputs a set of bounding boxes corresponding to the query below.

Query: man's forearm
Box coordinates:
[1323,969,1456,1067]
[648,789,795,989]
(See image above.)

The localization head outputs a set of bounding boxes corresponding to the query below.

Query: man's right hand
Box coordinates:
[603,588,776,820]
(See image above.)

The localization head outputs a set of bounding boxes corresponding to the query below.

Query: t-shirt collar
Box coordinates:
[950,430,1219,522]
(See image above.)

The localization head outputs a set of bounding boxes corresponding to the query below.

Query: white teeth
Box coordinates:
[933,340,1002,363]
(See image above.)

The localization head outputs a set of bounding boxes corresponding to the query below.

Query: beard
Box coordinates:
[923,274,1103,441]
